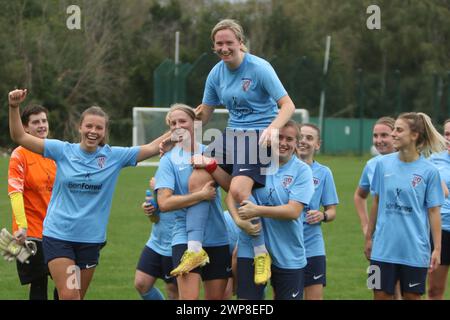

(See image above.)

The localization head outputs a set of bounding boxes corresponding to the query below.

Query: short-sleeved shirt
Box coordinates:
[223,210,239,255]
[202,53,287,130]
[8,146,56,239]
[370,152,444,268]
[429,151,450,232]
[154,144,229,247]
[146,210,177,257]
[43,139,140,243]
[237,156,314,269]
[302,161,339,258]
[358,155,382,192]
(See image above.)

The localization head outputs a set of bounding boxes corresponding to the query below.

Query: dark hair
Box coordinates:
[21,105,48,126]
[79,106,109,146]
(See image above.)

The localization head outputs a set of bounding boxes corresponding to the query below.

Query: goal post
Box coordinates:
[132,107,309,166]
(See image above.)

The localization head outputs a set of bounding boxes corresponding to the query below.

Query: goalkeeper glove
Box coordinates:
[0,228,37,264]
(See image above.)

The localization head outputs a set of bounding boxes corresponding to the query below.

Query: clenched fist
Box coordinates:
[8,89,27,108]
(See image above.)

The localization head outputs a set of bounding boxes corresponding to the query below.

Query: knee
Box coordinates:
[229,187,249,205]
[134,276,150,294]
[428,286,444,300]
[166,283,179,300]
[58,289,80,300]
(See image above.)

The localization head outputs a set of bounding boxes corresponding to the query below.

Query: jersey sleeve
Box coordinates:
[8,149,25,194]
[43,139,65,161]
[425,167,445,209]
[289,164,314,206]
[202,66,221,107]
[112,146,140,167]
[358,163,371,191]
[321,168,339,206]
[370,161,383,196]
[154,154,176,192]
[259,61,288,102]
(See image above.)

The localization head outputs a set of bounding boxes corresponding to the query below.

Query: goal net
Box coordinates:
[132,107,310,166]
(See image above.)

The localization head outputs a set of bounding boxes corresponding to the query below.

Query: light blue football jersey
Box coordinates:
[429,151,450,232]
[223,210,239,255]
[146,210,177,257]
[370,152,444,268]
[202,53,287,130]
[358,155,382,192]
[154,144,229,247]
[237,156,314,269]
[302,161,339,258]
[43,139,140,243]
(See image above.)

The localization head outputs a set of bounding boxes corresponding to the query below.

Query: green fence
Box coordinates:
[310,117,376,155]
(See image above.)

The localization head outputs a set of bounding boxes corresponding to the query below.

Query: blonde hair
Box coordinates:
[397,112,446,157]
[80,106,109,146]
[211,19,248,52]
[165,103,196,126]
[375,116,395,131]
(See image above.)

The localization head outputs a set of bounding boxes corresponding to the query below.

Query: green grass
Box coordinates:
[1,154,449,300]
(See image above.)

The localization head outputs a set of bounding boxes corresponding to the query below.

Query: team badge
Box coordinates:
[411,174,423,188]
[313,177,320,186]
[242,78,252,92]
[282,175,294,188]
[97,156,106,169]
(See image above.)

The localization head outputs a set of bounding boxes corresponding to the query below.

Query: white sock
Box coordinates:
[188,241,202,253]
[254,245,268,256]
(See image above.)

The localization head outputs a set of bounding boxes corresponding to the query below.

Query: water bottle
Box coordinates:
[145,189,159,217]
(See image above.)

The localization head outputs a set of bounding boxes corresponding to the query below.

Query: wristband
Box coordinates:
[205,159,217,174]
[323,211,328,222]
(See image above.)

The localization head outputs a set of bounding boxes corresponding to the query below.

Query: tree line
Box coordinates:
[0,0,448,147]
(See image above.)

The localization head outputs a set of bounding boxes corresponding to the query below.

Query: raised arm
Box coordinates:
[137,131,172,163]
[8,89,44,155]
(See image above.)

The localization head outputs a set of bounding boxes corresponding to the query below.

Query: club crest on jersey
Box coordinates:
[411,174,423,188]
[96,156,106,169]
[313,177,320,186]
[282,175,294,188]
[242,78,252,92]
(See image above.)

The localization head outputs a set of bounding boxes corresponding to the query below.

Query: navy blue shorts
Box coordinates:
[43,236,105,270]
[16,240,50,285]
[304,255,326,287]
[172,244,232,281]
[204,129,271,188]
[236,257,266,300]
[369,260,428,295]
[431,229,450,265]
[136,246,176,284]
[271,264,304,300]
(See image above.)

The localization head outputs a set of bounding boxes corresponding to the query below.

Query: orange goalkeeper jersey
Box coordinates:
[8,146,56,239]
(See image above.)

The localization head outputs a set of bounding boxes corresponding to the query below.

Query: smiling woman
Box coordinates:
[7,88,170,300]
